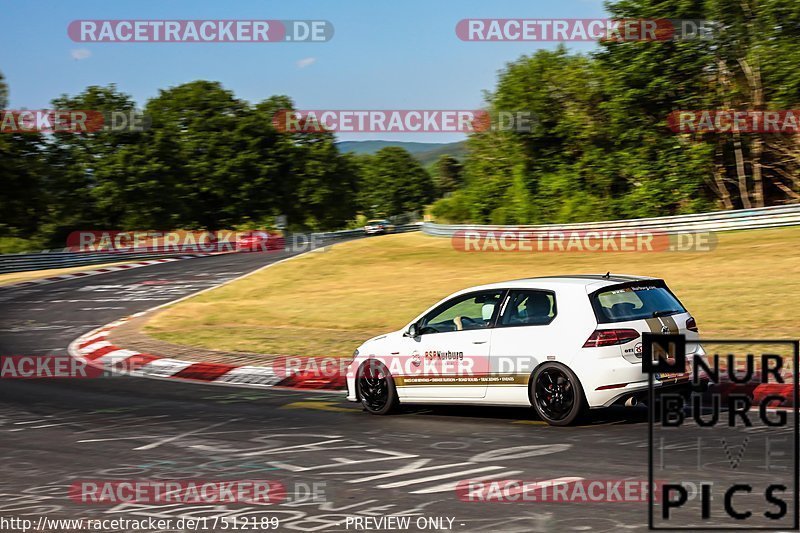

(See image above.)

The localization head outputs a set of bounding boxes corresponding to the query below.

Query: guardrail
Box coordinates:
[0,223,423,275]
[422,204,800,237]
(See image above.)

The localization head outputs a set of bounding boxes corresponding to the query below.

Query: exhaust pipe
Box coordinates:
[625,396,638,407]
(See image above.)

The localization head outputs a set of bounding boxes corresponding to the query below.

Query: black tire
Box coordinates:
[530,363,589,426]
[357,360,398,415]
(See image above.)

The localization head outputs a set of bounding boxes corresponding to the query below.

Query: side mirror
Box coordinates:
[404,324,419,338]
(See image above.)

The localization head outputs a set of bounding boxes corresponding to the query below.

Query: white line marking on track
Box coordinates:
[133,418,240,451]
[409,470,527,495]
[377,466,507,489]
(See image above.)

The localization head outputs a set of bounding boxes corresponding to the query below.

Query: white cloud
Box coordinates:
[296,57,316,69]
[71,48,92,60]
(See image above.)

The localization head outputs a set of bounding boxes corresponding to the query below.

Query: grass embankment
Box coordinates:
[146,227,800,357]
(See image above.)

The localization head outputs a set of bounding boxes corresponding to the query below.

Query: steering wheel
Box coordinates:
[454,316,480,331]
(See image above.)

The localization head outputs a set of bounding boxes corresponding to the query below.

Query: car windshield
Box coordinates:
[367,220,387,225]
[591,283,686,323]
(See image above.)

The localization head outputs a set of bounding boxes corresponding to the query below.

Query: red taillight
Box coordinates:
[583,329,640,348]
[686,317,698,332]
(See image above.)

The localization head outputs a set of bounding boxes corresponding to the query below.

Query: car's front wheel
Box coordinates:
[531,363,588,426]
[357,360,398,415]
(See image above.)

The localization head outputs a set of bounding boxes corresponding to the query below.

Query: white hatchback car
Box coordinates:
[346,274,704,425]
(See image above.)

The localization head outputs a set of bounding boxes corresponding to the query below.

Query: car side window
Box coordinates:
[499,290,556,327]
[418,290,505,334]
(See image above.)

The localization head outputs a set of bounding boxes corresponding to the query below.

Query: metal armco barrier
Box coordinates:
[422,204,800,237]
[0,223,423,275]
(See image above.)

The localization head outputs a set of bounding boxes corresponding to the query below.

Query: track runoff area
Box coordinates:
[0,233,797,532]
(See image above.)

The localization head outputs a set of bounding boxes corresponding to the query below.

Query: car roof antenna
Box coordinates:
[603,272,610,279]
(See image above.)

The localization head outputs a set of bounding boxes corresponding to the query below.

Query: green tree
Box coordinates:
[42,85,144,241]
[0,71,47,244]
[433,155,463,195]
[445,48,626,224]
[140,81,250,228]
[0,133,46,239]
[433,0,800,224]
[357,147,434,218]
[603,0,800,208]
[290,128,359,229]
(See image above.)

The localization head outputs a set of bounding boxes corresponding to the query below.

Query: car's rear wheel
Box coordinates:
[357,360,398,415]
[531,363,588,426]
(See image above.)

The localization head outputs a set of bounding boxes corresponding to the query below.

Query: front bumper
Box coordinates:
[346,374,358,402]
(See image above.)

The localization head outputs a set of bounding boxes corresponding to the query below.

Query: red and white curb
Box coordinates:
[0,254,225,292]
[64,248,348,392]
[68,313,346,392]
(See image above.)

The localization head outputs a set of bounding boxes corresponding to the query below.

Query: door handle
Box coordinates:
[472,341,487,344]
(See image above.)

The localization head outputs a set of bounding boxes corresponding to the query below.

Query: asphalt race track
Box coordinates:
[0,248,795,532]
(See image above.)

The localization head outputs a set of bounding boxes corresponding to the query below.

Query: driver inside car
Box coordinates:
[453,302,496,331]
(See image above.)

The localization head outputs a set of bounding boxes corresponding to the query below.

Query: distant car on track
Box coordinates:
[363,219,395,235]
[346,274,704,425]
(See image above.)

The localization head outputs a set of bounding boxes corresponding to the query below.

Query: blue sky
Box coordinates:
[1,0,608,142]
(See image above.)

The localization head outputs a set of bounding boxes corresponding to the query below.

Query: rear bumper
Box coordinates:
[581,343,706,408]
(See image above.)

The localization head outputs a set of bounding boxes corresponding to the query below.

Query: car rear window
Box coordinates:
[590,282,686,323]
